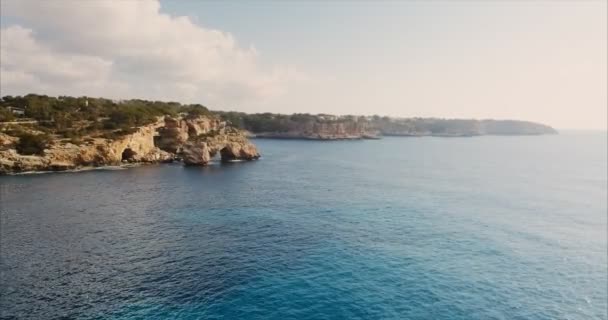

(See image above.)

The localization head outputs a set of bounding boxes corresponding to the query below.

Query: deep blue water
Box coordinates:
[1,133,606,320]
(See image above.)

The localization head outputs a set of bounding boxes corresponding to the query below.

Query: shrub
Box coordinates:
[58,129,82,139]
[183,104,211,119]
[15,132,51,155]
[100,131,119,140]
[69,137,83,145]
[100,128,138,140]
[0,108,15,122]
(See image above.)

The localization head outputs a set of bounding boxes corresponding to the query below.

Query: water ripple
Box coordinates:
[1,134,606,319]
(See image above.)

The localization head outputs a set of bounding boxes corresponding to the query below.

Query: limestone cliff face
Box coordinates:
[254,120,377,140]
[155,116,224,153]
[0,116,259,174]
[182,140,211,165]
[156,116,258,166]
[108,118,168,162]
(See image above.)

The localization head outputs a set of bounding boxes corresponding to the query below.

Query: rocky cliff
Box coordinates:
[368,118,557,137]
[0,116,260,174]
[253,120,379,140]
[218,112,556,140]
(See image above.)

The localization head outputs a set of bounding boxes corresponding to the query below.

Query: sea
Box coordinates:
[0,132,606,320]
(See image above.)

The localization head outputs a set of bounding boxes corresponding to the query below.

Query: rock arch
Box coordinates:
[182,140,259,166]
[220,146,237,162]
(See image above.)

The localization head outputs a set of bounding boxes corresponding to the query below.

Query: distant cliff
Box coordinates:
[371,118,557,137]
[215,112,375,140]
[216,112,557,139]
[252,118,375,140]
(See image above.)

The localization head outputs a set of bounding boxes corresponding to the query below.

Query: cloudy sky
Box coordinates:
[1,0,606,129]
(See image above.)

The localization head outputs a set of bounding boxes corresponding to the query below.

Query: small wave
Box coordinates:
[12,170,54,175]
[9,165,131,175]
[93,166,129,171]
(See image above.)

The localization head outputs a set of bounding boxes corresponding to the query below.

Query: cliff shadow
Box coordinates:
[121,148,137,162]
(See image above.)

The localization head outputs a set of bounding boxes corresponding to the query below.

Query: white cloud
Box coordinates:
[0,0,298,107]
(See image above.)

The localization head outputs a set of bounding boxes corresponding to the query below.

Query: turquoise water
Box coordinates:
[1,133,606,319]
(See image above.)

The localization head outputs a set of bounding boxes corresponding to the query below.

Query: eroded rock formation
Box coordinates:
[181,127,260,165]
[0,116,260,174]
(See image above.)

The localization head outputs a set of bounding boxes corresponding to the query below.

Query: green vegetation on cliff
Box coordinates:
[0,94,213,139]
[14,132,52,155]
[215,112,557,136]
[1,94,557,139]
[214,111,368,133]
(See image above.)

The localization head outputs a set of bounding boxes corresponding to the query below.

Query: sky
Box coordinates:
[0,0,606,129]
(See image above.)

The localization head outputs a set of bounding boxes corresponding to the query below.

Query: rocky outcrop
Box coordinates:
[156,116,226,152]
[219,142,260,161]
[0,150,58,172]
[0,115,260,174]
[155,117,189,153]
[109,118,166,162]
[182,140,211,165]
[182,127,260,165]
[158,116,259,166]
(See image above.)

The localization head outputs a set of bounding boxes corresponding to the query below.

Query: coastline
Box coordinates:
[250,134,375,141]
[4,163,140,175]
[250,131,558,140]
[2,157,261,176]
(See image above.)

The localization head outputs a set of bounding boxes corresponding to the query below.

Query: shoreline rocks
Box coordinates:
[0,115,260,174]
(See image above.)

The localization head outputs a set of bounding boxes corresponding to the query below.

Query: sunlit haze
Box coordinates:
[1,0,606,129]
